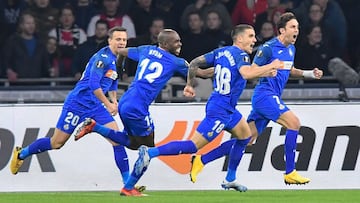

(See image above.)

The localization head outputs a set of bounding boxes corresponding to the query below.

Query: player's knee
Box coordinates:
[128,135,155,150]
[289,116,301,130]
[51,142,65,149]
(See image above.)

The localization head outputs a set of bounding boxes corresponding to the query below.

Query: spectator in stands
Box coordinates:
[46,36,63,77]
[168,0,193,32]
[87,0,136,39]
[48,4,87,77]
[231,0,268,26]
[128,0,167,36]
[254,0,283,33]
[154,0,176,30]
[3,12,50,82]
[180,10,211,62]
[295,25,334,76]
[293,0,347,56]
[219,0,238,13]
[180,0,232,34]
[297,3,326,44]
[71,0,98,31]
[122,16,165,83]
[335,0,360,70]
[271,7,285,34]
[203,10,232,50]
[281,0,302,10]
[252,21,275,59]
[0,0,28,51]
[72,19,109,80]
[25,0,59,42]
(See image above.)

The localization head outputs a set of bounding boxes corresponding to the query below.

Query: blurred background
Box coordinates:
[0,0,359,103]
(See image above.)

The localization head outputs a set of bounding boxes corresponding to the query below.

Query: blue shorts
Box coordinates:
[56,104,114,134]
[118,101,154,137]
[247,94,289,135]
[197,106,243,142]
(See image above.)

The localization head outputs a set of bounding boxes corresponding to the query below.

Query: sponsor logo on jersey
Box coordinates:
[105,70,118,80]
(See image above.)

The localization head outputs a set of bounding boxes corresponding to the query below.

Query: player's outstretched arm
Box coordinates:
[290,67,323,79]
[241,59,282,79]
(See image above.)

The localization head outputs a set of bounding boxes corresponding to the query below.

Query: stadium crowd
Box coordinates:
[0,0,359,84]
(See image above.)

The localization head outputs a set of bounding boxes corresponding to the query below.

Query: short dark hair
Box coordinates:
[95,19,109,29]
[277,12,297,30]
[231,24,253,41]
[108,26,127,38]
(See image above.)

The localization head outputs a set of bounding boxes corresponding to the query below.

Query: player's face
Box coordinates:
[108,31,127,55]
[167,32,182,55]
[240,28,257,54]
[283,19,299,45]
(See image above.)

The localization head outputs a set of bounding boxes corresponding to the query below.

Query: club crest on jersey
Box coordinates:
[96,60,104,68]
[63,124,69,130]
[256,50,263,57]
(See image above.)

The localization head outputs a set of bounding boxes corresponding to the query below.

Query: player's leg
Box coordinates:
[190,139,235,183]
[101,121,130,186]
[10,107,77,175]
[221,112,251,192]
[122,134,201,195]
[123,116,228,195]
[191,110,268,183]
[277,110,310,184]
[10,128,70,175]
[73,118,130,146]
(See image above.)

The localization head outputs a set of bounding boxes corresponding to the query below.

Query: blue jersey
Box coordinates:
[252,37,295,97]
[64,46,118,111]
[120,45,188,107]
[247,37,295,135]
[205,45,251,112]
[118,45,188,136]
[196,45,250,142]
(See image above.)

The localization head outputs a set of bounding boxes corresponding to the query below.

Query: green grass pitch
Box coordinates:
[0,190,359,203]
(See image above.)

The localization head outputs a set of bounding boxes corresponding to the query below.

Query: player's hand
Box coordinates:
[266,59,281,77]
[313,68,323,79]
[107,102,118,116]
[271,59,283,69]
[183,85,196,97]
[268,69,278,77]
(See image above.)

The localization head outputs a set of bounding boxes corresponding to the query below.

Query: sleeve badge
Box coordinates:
[96,60,104,68]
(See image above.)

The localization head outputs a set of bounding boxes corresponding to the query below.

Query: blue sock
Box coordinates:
[124,172,140,190]
[148,140,197,159]
[113,145,129,183]
[202,139,235,165]
[285,129,298,174]
[225,137,250,182]
[93,124,130,146]
[124,140,197,190]
[19,137,52,160]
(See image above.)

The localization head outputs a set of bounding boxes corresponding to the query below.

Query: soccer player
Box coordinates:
[72,28,213,196]
[190,12,324,185]
[119,24,281,195]
[9,26,145,191]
